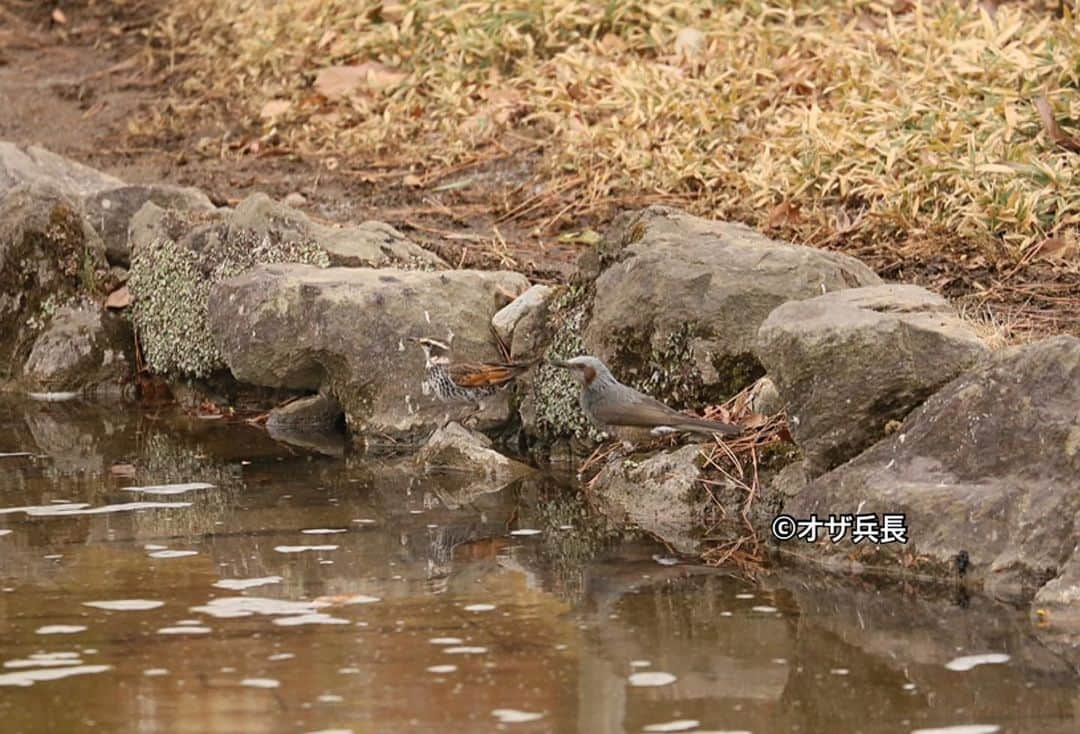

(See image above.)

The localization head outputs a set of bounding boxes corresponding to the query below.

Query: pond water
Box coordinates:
[1,398,1077,733]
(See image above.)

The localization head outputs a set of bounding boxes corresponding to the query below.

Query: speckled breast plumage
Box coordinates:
[422,364,497,404]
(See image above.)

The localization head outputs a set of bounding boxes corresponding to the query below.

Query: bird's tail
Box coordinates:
[671,414,742,437]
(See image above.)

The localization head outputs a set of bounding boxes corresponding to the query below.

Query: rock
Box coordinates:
[492,284,552,344]
[590,445,708,554]
[756,284,989,476]
[747,376,784,416]
[0,183,108,376]
[128,200,330,377]
[785,336,1080,603]
[417,422,533,486]
[266,393,346,457]
[207,264,529,441]
[584,207,880,400]
[84,184,216,266]
[266,393,343,432]
[228,193,441,268]
[21,306,132,393]
[283,192,307,207]
[0,142,123,200]
[104,285,131,310]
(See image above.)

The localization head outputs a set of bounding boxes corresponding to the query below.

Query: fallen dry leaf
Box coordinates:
[314,63,407,102]
[1034,96,1080,154]
[51,8,67,25]
[402,173,422,187]
[105,285,131,309]
[1030,236,1074,262]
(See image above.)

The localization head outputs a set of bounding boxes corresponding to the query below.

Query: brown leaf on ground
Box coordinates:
[105,285,131,309]
[1030,236,1074,262]
[259,99,291,119]
[1034,96,1080,154]
[314,63,407,102]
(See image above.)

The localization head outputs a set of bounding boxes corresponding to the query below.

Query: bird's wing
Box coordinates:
[588,387,689,428]
[590,386,740,434]
[446,362,525,388]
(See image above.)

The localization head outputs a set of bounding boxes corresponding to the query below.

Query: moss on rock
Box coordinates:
[129,209,330,377]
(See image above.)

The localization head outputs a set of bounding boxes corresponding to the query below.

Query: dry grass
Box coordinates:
[137,0,1080,334]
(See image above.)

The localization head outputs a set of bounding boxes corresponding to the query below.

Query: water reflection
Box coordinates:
[0,398,1077,734]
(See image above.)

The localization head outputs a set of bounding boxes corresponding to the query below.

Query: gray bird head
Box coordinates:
[408,337,451,363]
[549,355,613,388]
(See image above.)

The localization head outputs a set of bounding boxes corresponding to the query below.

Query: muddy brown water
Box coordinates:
[1,398,1077,734]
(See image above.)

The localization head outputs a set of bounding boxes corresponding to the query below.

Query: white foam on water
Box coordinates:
[830,668,850,675]
[643,720,700,733]
[29,502,191,517]
[491,709,544,724]
[35,625,87,635]
[628,671,677,687]
[148,550,198,559]
[213,576,283,590]
[158,626,211,635]
[268,653,295,661]
[352,519,376,525]
[301,528,348,534]
[0,452,34,458]
[734,593,755,599]
[427,664,457,673]
[0,530,11,537]
[630,660,651,668]
[192,597,316,618]
[5,657,82,669]
[84,599,164,611]
[338,667,360,674]
[27,391,79,402]
[317,694,344,703]
[274,545,339,553]
[464,603,495,612]
[429,637,464,645]
[509,528,542,536]
[304,730,354,734]
[241,678,280,689]
[910,727,1001,734]
[0,503,89,515]
[272,614,349,627]
[652,555,679,566]
[121,482,214,495]
[0,665,111,687]
[752,606,779,613]
[143,668,169,676]
[144,544,168,551]
[443,646,488,655]
[944,654,1011,672]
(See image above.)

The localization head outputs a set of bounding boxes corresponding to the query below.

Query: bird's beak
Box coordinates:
[548,359,571,369]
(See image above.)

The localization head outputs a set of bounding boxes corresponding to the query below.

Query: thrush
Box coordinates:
[550,355,741,438]
[409,337,530,409]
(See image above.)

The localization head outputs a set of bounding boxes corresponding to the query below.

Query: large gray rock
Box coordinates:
[785,336,1080,603]
[207,264,529,441]
[757,284,989,476]
[128,201,330,377]
[583,206,881,402]
[0,183,108,375]
[128,194,444,378]
[228,193,442,268]
[85,184,216,266]
[22,306,132,393]
[589,444,708,554]
[0,142,123,200]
